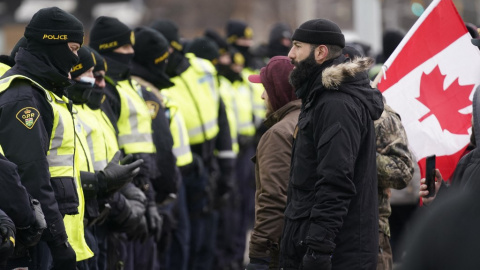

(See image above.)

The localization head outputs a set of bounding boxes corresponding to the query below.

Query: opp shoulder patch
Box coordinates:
[145,101,159,119]
[16,107,40,129]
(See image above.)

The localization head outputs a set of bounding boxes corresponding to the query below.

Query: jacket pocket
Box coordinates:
[284,199,313,220]
[50,177,79,215]
[317,122,341,149]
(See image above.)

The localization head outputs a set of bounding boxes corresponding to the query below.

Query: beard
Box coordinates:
[288,50,318,90]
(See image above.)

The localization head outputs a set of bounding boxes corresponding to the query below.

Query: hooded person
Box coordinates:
[90,16,163,270]
[267,23,293,58]
[245,56,300,270]
[0,6,84,269]
[281,18,384,270]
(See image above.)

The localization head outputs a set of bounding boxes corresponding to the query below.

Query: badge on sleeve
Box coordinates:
[16,107,40,129]
[145,101,159,119]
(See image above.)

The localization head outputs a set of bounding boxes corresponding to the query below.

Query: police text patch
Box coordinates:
[16,107,40,129]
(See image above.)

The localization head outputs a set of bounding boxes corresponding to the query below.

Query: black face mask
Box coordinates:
[27,41,79,77]
[66,81,93,104]
[165,51,185,77]
[87,86,105,110]
[102,52,134,79]
[217,64,242,83]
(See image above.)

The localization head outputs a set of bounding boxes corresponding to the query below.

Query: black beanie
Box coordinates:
[133,26,170,67]
[226,20,253,44]
[90,16,134,52]
[291,19,345,48]
[204,28,229,55]
[24,7,84,45]
[150,19,183,51]
[186,37,219,63]
[70,46,95,79]
[89,48,107,72]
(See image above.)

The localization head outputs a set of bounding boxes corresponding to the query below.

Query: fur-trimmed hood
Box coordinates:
[322,57,374,89]
[319,56,384,120]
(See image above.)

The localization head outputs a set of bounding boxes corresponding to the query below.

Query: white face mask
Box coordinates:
[77,76,95,87]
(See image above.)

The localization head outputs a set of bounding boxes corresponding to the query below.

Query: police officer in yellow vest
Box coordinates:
[0,7,83,269]
[131,26,193,270]
[150,19,234,270]
[89,16,163,270]
[65,46,144,269]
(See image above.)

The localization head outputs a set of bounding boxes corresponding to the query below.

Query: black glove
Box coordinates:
[301,248,332,270]
[127,215,148,243]
[16,199,46,247]
[246,257,270,270]
[48,241,76,270]
[0,224,15,262]
[146,203,163,242]
[98,151,143,196]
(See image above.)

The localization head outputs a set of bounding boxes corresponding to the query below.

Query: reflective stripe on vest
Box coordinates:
[166,54,219,144]
[163,95,193,167]
[116,79,156,154]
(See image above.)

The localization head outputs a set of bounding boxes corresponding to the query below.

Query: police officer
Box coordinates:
[150,19,234,270]
[131,26,191,270]
[66,46,144,269]
[0,7,83,269]
[89,16,162,270]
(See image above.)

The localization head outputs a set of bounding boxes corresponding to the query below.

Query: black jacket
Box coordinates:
[0,48,72,246]
[0,153,35,228]
[281,56,384,270]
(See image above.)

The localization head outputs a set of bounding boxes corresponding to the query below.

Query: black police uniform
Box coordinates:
[0,49,72,246]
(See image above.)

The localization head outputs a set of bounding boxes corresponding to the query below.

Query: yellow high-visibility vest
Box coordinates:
[165,53,219,145]
[218,76,240,153]
[114,79,156,154]
[162,92,193,167]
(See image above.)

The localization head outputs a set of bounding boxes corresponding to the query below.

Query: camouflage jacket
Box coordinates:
[375,103,414,237]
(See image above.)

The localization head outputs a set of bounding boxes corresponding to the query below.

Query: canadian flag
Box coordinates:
[377,0,480,180]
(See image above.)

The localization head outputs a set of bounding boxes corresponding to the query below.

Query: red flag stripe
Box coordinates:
[378,0,467,92]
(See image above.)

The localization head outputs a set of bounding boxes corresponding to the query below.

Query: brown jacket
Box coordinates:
[249,99,301,265]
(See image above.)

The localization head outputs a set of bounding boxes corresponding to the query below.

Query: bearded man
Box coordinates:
[280,19,384,270]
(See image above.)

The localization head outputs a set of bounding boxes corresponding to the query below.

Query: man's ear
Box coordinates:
[315,45,329,63]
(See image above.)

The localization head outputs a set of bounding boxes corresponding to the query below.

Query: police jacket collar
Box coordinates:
[9,48,73,96]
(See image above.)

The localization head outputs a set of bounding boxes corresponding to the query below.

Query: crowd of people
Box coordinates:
[0,5,479,270]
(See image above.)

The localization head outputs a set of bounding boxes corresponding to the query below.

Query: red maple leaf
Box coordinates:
[416,65,473,135]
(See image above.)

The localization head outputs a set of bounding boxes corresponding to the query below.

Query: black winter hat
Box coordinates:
[269,23,292,44]
[24,7,84,45]
[291,19,345,48]
[150,19,183,51]
[204,28,229,55]
[133,26,170,67]
[186,37,219,64]
[70,46,95,79]
[89,16,134,52]
[226,20,253,44]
